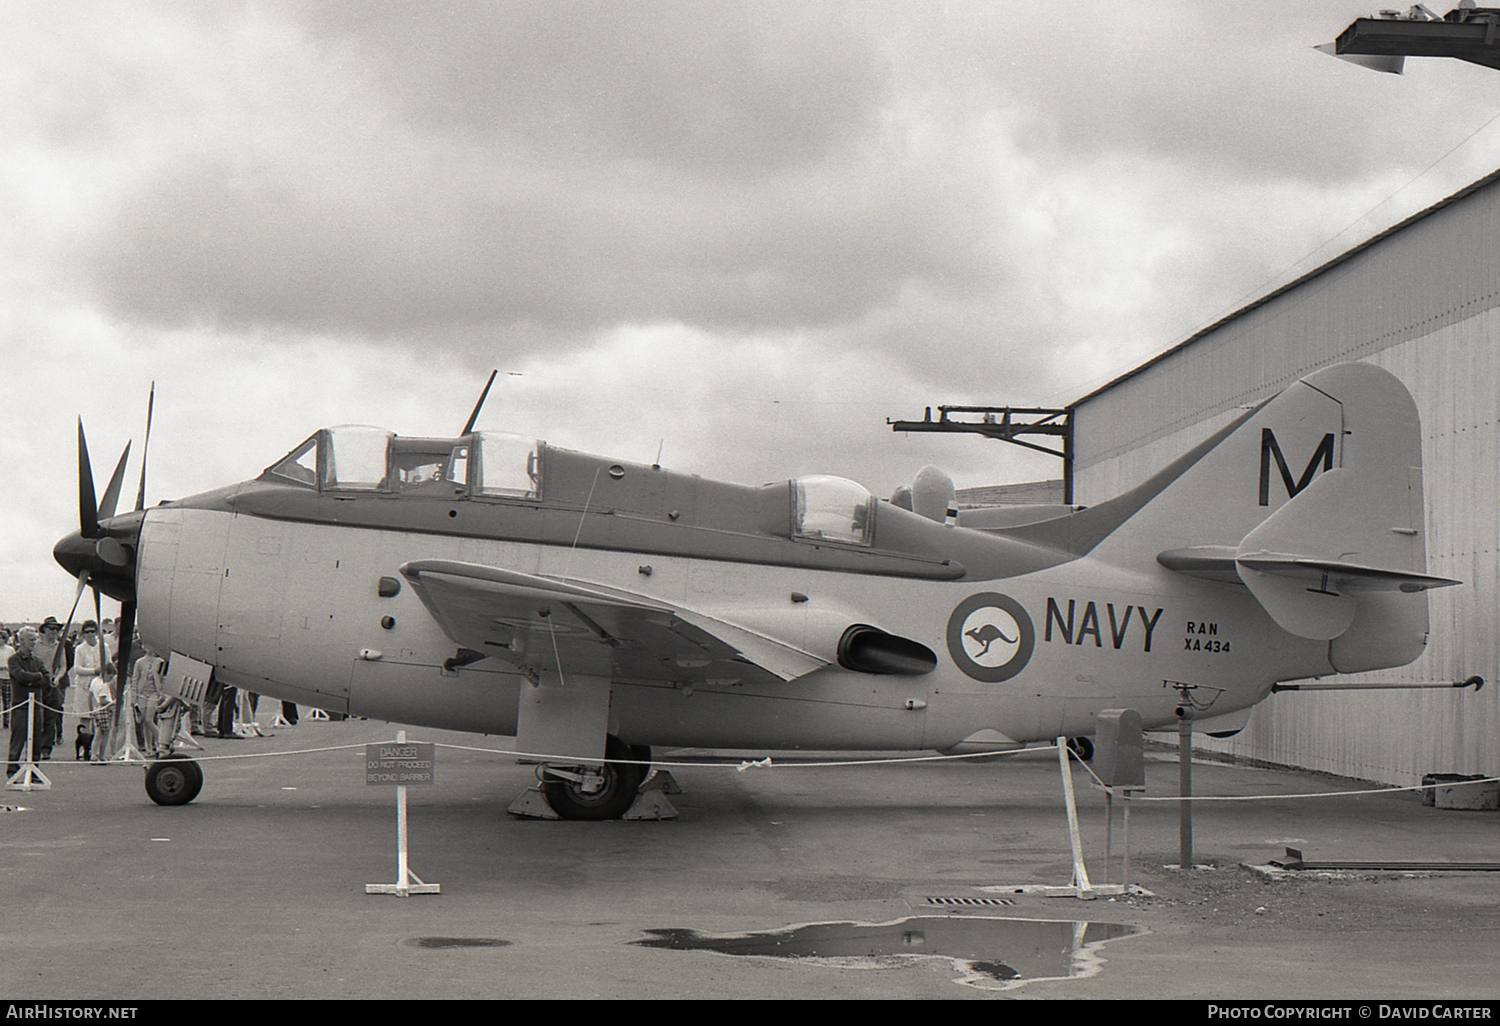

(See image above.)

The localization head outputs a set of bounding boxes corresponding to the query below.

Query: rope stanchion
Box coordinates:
[94,681,148,766]
[5,693,52,791]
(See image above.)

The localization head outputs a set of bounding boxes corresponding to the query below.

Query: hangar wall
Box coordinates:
[1071,170,1500,786]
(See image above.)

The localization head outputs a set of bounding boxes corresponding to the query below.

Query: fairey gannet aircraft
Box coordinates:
[53,362,1459,817]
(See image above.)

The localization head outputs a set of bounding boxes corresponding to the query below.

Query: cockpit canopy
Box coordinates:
[260,428,879,549]
[261,426,539,499]
[791,475,874,547]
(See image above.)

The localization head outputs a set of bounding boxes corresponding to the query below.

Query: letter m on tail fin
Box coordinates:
[1259,428,1335,506]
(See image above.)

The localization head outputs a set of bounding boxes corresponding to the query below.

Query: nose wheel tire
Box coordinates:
[540,735,646,820]
[145,757,204,806]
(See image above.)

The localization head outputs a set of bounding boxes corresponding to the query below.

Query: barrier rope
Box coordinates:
[1066,746,1500,802]
[430,740,1053,771]
[7,698,1495,804]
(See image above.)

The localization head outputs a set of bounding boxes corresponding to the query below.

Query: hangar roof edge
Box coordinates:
[1068,164,1500,410]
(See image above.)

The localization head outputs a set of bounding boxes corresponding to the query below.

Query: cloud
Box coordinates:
[292,0,891,172]
[9,0,1500,622]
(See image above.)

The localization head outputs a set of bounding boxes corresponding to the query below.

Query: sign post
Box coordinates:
[365,731,440,896]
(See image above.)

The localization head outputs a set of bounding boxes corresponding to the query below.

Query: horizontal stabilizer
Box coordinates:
[1145,364,1458,650]
[1236,563,1355,641]
[1234,455,1457,639]
[1234,554,1461,593]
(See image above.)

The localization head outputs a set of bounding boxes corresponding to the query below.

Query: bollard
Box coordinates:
[1095,709,1145,886]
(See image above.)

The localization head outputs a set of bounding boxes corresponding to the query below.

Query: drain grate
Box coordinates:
[926,896,1017,907]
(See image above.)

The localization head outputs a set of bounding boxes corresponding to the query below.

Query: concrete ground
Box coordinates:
[1,715,1496,1001]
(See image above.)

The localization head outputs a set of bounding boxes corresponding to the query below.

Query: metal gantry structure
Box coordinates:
[887,405,1074,504]
[1331,4,1500,72]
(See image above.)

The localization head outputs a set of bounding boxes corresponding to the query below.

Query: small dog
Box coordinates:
[75,722,94,761]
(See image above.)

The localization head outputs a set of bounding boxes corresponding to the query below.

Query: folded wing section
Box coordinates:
[398,559,828,686]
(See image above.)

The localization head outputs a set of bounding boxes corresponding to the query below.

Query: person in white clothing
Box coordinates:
[130,646,165,755]
[71,622,104,718]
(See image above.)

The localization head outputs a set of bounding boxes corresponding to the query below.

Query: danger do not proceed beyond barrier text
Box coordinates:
[365,742,435,786]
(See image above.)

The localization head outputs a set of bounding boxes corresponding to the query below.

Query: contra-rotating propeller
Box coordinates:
[53,383,155,701]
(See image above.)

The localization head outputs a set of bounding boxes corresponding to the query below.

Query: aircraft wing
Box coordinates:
[397,559,828,686]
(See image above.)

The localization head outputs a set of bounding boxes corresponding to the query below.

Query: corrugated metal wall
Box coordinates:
[1072,173,1500,786]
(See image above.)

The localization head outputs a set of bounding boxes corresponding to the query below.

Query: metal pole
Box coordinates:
[25,691,36,768]
[395,729,409,895]
[1057,736,1091,894]
[1103,790,1114,885]
[1178,716,1193,870]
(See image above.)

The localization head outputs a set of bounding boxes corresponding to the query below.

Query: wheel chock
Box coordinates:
[507,786,561,819]
[506,781,679,820]
[622,788,678,821]
[641,769,682,795]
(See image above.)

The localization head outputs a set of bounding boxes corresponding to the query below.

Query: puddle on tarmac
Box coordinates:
[403,937,513,949]
[632,915,1140,991]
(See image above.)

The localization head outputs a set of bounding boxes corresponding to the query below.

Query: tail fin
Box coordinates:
[1014,363,1457,662]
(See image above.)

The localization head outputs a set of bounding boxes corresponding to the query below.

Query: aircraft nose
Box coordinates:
[54,509,143,604]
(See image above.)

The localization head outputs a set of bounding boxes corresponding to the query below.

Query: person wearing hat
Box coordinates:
[33,618,69,760]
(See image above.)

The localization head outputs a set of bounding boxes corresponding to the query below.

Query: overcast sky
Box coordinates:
[6,0,1500,623]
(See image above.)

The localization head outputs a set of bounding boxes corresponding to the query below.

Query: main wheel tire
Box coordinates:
[1066,736,1094,762]
[541,735,645,820]
[145,758,204,806]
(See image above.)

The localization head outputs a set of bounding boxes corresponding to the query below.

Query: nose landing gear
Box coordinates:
[144,756,204,806]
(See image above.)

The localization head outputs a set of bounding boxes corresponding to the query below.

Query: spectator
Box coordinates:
[71,622,104,719]
[88,661,116,763]
[33,618,68,760]
[0,629,13,729]
[130,646,165,754]
[6,628,47,777]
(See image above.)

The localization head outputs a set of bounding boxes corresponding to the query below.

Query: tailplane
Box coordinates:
[1010,363,1457,666]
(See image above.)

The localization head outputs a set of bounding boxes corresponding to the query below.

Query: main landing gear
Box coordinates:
[512,735,678,821]
[1066,736,1094,762]
[540,736,645,820]
[144,755,204,806]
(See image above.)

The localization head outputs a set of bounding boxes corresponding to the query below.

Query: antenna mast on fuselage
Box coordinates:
[461,370,499,435]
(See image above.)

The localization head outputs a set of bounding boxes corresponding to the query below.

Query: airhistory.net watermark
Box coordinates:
[5,1007,138,1020]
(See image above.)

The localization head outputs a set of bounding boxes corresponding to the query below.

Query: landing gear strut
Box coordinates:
[539,735,646,820]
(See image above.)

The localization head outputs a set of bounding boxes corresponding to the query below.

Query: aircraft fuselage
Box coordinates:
[131,455,1327,754]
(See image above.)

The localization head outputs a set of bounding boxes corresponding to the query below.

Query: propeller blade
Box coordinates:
[115,600,136,705]
[78,418,100,539]
[97,442,131,523]
[51,571,90,677]
[134,382,154,513]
